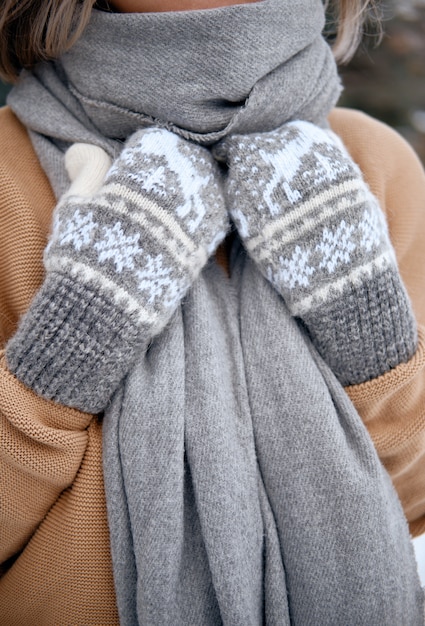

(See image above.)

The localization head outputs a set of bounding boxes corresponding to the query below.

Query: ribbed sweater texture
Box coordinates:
[1,106,425,623]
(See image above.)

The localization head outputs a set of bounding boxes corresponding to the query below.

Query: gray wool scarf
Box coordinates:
[8,0,337,197]
[7,0,424,623]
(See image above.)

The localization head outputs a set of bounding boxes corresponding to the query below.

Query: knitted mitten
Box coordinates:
[222,120,417,385]
[6,128,228,412]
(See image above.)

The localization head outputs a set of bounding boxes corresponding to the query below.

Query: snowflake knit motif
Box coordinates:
[316,220,356,274]
[94,222,143,273]
[358,207,384,252]
[57,209,97,251]
[268,245,315,290]
[136,254,175,305]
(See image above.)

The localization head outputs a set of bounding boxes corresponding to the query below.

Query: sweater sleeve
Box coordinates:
[329,108,425,537]
[0,355,92,565]
[0,107,94,566]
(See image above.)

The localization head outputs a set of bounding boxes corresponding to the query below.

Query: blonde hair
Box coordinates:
[326,0,381,64]
[0,0,379,83]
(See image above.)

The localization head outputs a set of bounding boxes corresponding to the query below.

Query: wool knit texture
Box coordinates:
[2,107,425,624]
[6,0,345,413]
[8,0,339,198]
[103,239,423,625]
[219,120,417,384]
[6,0,417,408]
[4,0,423,622]
[6,128,228,412]
[6,120,418,407]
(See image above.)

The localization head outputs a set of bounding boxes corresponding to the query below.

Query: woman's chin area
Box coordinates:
[109,0,259,13]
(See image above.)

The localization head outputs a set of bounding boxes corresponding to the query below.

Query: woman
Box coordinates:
[0,0,425,623]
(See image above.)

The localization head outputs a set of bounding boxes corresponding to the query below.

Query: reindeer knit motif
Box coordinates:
[46,129,228,321]
[222,121,417,384]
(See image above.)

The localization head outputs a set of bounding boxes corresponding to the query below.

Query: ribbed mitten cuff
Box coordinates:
[6,273,146,413]
[301,266,418,385]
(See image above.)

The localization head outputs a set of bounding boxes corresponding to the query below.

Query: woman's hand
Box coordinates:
[223,120,417,385]
[6,128,229,412]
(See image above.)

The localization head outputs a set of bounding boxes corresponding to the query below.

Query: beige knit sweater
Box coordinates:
[1,106,425,625]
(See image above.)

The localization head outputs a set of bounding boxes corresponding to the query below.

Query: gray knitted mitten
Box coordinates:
[222,120,417,385]
[6,128,228,412]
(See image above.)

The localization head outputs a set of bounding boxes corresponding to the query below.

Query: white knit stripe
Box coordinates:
[246,178,365,257]
[45,255,166,327]
[249,195,359,263]
[101,182,198,253]
[57,198,207,274]
[291,250,396,316]
[65,182,198,264]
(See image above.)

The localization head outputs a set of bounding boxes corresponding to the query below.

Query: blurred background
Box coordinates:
[0,79,9,107]
[339,0,425,163]
[0,0,425,579]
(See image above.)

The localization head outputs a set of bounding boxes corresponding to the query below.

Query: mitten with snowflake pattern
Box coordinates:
[6,128,229,412]
[222,120,417,385]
